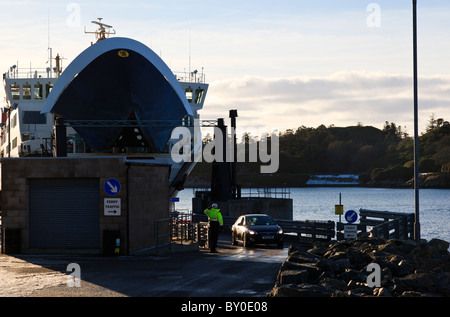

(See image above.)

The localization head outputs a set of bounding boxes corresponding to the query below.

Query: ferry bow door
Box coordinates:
[29,179,100,251]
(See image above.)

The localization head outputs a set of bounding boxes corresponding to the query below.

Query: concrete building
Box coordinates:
[0,157,170,255]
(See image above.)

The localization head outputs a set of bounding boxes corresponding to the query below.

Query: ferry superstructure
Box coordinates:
[1,63,58,157]
[1,62,207,155]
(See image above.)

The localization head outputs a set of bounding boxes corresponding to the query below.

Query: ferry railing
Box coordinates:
[173,71,206,84]
[4,68,53,79]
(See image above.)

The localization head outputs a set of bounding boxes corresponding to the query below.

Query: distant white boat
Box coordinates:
[306,174,360,185]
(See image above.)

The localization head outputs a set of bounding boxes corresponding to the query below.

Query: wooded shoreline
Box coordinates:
[185,171,450,189]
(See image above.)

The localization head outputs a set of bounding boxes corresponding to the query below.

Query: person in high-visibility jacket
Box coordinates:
[204,203,223,253]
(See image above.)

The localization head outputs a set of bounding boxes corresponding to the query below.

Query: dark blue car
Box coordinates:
[231,214,284,248]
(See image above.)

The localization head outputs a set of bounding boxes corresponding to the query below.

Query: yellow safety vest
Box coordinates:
[204,208,223,226]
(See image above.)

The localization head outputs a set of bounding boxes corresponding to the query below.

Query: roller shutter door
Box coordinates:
[29,178,100,250]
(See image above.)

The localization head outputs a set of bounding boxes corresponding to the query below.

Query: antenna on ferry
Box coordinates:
[188,22,192,82]
[84,18,116,43]
[53,54,65,78]
[47,5,52,78]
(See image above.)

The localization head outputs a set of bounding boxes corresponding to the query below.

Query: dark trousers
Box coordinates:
[208,221,220,251]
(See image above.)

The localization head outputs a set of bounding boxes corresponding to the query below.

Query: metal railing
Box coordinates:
[154,211,207,253]
[173,71,206,84]
[192,187,291,199]
[192,214,334,244]
[155,208,415,253]
[239,187,291,199]
[4,67,52,79]
[360,209,415,240]
[276,219,335,243]
[64,119,218,128]
[336,209,415,240]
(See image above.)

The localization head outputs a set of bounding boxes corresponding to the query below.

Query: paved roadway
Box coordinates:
[0,233,288,297]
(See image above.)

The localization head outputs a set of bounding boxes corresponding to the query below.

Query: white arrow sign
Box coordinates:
[104,198,121,216]
[107,181,118,194]
[104,178,121,196]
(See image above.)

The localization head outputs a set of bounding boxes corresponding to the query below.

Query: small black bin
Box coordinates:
[3,228,21,254]
[103,230,120,256]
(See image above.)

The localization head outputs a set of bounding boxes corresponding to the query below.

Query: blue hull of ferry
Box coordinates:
[42,37,192,152]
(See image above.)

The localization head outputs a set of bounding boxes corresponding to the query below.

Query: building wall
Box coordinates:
[0,157,169,254]
[127,163,171,254]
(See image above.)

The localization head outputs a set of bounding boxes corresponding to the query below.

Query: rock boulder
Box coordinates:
[268,237,450,297]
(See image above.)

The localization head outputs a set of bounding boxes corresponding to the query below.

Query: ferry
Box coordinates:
[1,19,208,195]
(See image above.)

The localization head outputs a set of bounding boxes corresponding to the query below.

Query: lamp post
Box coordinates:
[412,0,420,242]
[229,109,238,198]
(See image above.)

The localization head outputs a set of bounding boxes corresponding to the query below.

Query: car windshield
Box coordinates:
[246,216,276,226]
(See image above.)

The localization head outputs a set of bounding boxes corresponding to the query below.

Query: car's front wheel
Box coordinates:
[243,233,252,248]
[231,231,238,245]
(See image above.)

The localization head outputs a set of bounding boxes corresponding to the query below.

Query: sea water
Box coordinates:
[175,187,450,243]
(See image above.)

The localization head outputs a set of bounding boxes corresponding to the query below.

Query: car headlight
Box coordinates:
[277,229,283,234]
[247,229,257,235]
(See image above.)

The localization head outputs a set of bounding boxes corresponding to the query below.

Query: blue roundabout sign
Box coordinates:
[345,210,358,223]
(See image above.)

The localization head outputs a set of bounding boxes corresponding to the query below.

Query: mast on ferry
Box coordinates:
[84,18,116,42]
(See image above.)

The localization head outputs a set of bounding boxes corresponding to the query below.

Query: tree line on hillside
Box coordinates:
[274,115,449,185]
[187,115,450,187]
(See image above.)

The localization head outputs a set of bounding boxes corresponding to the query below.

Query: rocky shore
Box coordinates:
[268,237,450,297]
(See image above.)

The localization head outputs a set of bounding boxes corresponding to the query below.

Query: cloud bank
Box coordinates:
[203,71,450,135]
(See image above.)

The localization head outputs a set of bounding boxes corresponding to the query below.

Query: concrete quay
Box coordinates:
[0,233,287,297]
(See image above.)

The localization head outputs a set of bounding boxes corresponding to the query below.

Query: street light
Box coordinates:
[412,0,420,242]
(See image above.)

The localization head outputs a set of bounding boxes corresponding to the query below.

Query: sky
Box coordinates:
[1,0,450,135]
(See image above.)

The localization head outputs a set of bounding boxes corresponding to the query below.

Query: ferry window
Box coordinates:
[23,84,31,100]
[195,89,204,104]
[34,84,43,99]
[185,88,193,103]
[23,111,46,125]
[46,83,54,97]
[10,84,20,100]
